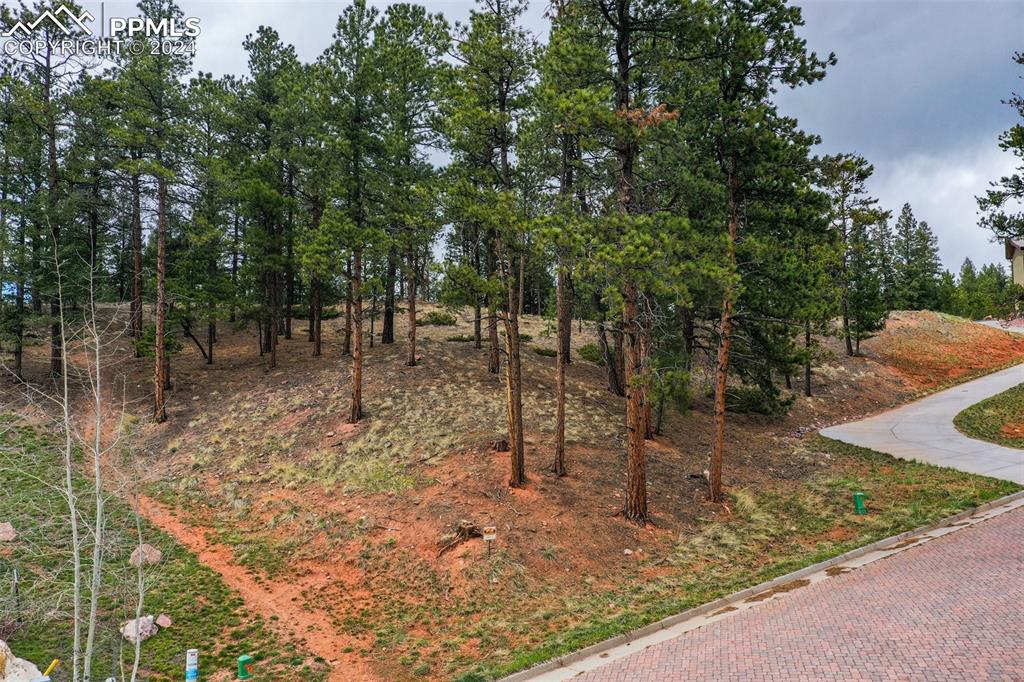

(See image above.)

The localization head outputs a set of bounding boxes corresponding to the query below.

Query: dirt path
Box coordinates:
[137,496,376,682]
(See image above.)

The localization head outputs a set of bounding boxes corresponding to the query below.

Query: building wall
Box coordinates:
[1014,248,1024,287]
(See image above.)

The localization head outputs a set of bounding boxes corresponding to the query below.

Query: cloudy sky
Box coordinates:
[65,0,1024,272]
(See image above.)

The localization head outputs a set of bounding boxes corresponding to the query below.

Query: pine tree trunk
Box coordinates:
[308,294,315,342]
[13,223,24,379]
[709,183,740,503]
[406,272,418,367]
[804,320,812,397]
[312,280,322,357]
[343,259,353,356]
[679,305,694,369]
[552,260,568,476]
[623,283,647,523]
[130,173,143,350]
[206,321,214,366]
[504,306,526,487]
[154,176,168,423]
[44,60,62,377]
[517,256,525,317]
[349,249,363,423]
[383,251,396,344]
[841,300,854,356]
[559,272,572,364]
[595,294,624,396]
[474,302,482,349]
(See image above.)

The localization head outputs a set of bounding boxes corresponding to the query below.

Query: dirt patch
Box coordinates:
[6,305,1020,680]
[999,422,1024,439]
[865,311,1024,391]
[137,496,373,682]
[743,578,810,603]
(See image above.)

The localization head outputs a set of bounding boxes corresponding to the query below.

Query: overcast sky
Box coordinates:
[62,0,1024,272]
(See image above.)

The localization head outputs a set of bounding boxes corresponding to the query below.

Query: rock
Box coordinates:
[0,523,16,542]
[623,549,633,555]
[129,543,163,567]
[0,639,43,681]
[120,615,159,644]
[155,613,172,628]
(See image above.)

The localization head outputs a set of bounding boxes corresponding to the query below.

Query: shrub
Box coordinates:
[417,310,457,326]
[533,347,557,357]
[519,333,532,343]
[294,307,342,320]
[577,342,604,365]
[725,384,794,417]
[446,334,474,342]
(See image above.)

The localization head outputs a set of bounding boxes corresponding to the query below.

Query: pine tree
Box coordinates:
[703,0,834,502]
[817,153,878,356]
[119,0,193,421]
[978,51,1024,241]
[892,204,941,310]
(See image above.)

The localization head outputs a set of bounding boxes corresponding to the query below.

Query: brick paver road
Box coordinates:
[577,506,1024,681]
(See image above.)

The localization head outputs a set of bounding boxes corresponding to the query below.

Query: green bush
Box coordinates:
[725,384,793,416]
[577,342,604,365]
[533,347,557,357]
[294,307,342,320]
[519,333,532,343]
[417,310,457,326]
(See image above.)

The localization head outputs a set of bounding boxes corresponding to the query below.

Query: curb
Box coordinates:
[499,488,1024,681]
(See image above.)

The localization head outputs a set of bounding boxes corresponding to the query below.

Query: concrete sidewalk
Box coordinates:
[820,363,1024,484]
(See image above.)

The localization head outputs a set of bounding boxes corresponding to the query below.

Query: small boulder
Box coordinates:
[129,544,163,567]
[1,639,43,681]
[155,613,172,629]
[120,615,159,644]
[0,523,16,543]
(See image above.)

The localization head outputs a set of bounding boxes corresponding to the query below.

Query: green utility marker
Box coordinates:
[237,654,254,680]
[853,491,868,515]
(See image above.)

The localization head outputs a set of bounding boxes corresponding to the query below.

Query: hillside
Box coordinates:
[4,308,1023,681]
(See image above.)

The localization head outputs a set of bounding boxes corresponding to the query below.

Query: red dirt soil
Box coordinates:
[5,307,1023,680]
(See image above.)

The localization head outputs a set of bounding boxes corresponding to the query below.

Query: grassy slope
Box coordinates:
[10,308,1024,681]
[954,382,1024,448]
[456,437,1020,680]
[0,417,328,681]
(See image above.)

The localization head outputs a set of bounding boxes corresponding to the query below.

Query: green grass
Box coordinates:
[954,382,1024,448]
[442,436,1019,680]
[0,415,327,681]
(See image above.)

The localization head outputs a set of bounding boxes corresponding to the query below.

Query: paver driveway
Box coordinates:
[571,505,1024,681]
[821,363,1024,484]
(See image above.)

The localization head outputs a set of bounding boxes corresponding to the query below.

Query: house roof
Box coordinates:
[1006,238,1024,260]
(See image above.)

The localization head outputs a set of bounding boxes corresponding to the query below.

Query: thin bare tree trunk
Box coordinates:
[83,278,104,682]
